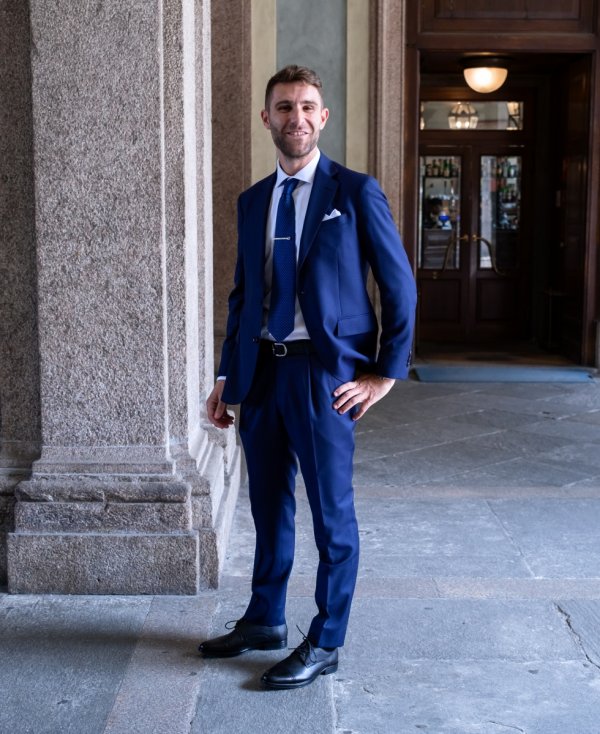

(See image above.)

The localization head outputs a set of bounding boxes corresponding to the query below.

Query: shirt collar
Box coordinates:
[275,149,321,188]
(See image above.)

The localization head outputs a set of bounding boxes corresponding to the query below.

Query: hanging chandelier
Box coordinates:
[448,101,479,130]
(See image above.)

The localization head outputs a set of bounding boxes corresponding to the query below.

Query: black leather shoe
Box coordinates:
[261,639,338,689]
[198,620,288,658]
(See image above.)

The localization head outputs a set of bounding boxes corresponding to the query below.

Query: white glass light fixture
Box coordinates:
[448,101,478,130]
[460,55,510,94]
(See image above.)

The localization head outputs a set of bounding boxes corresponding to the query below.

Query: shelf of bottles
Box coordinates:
[479,155,521,271]
[419,156,461,270]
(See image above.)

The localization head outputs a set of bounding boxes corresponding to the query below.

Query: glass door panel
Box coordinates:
[479,155,521,272]
[419,155,462,271]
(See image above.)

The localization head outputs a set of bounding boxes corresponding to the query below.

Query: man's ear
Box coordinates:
[261,109,270,129]
[319,107,330,131]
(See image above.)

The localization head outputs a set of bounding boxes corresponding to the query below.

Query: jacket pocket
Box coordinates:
[335,312,377,337]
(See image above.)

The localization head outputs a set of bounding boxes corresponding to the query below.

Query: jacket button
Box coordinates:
[252,336,260,343]
[299,290,305,296]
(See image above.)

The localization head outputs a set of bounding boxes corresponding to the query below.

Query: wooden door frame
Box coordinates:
[370,1,600,365]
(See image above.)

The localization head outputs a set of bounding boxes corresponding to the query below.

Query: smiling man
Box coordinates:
[200,65,417,690]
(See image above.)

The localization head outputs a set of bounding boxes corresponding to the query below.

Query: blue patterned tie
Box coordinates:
[268,177,300,341]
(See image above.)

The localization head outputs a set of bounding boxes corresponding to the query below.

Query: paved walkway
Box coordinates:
[2,375,600,733]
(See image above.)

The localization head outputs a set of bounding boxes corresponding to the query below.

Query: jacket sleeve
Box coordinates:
[217,196,245,378]
[358,176,417,379]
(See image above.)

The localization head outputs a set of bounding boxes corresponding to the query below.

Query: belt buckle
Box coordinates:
[272,342,288,357]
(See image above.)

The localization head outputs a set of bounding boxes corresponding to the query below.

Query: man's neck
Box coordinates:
[277,147,319,176]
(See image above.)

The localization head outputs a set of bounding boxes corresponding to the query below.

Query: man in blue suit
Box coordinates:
[200,65,416,689]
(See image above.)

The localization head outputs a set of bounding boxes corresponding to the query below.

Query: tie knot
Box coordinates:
[282,178,299,197]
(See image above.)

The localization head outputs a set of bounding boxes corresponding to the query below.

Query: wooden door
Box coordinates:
[555,56,592,362]
[417,96,533,346]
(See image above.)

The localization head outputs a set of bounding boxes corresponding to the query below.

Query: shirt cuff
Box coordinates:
[216,376,226,381]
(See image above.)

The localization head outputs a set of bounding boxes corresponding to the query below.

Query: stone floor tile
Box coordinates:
[428,457,592,488]
[489,499,600,576]
[569,409,600,425]
[435,578,600,600]
[191,655,335,734]
[334,661,600,734]
[448,407,547,430]
[344,598,578,662]
[102,596,218,734]
[467,428,576,457]
[535,442,600,473]
[354,418,501,461]
[517,416,600,442]
[0,597,151,734]
[355,498,532,578]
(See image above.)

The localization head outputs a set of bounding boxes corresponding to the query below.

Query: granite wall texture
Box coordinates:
[210,0,251,348]
[4,0,240,593]
[0,0,40,465]
[0,0,41,584]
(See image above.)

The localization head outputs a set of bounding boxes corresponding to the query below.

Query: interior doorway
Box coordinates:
[414,53,595,364]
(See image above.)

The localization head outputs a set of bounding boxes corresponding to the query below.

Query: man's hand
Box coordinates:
[206,380,234,429]
[332,374,395,421]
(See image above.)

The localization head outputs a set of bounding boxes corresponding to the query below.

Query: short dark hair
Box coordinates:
[264,65,324,109]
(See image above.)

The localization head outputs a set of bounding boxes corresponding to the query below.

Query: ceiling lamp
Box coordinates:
[448,101,478,130]
[460,54,510,94]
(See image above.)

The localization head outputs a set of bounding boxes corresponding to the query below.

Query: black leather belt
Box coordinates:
[259,339,315,357]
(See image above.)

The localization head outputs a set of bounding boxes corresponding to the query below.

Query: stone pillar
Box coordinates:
[369,0,406,229]
[7,0,240,594]
[210,0,252,354]
[0,1,41,583]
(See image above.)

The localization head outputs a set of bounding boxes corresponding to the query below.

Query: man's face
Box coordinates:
[261,82,329,163]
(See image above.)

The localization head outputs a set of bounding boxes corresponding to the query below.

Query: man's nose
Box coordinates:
[289,106,305,126]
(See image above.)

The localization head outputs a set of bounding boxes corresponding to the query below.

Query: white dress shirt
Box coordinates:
[261,150,321,341]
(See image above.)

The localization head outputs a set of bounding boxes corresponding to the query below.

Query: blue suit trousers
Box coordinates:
[239,349,359,648]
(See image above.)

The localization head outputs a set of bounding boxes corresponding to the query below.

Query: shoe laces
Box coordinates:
[224,619,239,630]
[293,626,317,665]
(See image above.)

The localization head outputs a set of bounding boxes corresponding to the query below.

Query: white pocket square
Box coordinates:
[322,209,342,222]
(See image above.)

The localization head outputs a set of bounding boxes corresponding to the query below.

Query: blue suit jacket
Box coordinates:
[219,154,417,405]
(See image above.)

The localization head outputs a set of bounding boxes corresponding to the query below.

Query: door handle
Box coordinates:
[472,234,507,276]
[432,234,468,280]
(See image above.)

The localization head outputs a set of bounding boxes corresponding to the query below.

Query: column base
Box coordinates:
[5,434,243,594]
[7,531,199,594]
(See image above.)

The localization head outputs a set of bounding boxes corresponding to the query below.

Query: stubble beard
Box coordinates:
[271,127,319,160]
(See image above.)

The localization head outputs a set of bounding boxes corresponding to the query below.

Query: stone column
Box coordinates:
[369,0,406,229]
[210,0,252,355]
[0,1,41,583]
[7,0,240,594]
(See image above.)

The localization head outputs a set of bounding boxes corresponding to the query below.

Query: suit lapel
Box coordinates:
[298,155,338,269]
